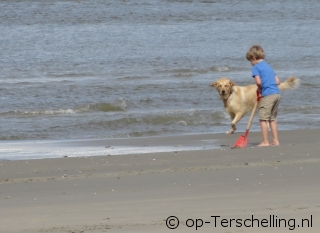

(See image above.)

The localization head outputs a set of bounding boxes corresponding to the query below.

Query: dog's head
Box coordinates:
[210,78,235,100]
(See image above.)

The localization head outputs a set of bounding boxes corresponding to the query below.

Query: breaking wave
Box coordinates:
[0,99,128,117]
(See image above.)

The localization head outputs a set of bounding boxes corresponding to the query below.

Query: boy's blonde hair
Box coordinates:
[246,45,265,61]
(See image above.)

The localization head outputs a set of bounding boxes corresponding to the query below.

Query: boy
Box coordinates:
[246,45,281,146]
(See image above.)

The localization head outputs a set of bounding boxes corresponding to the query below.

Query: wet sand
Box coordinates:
[0,129,319,232]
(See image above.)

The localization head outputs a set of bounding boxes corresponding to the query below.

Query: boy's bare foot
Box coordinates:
[271,141,280,146]
[257,142,270,147]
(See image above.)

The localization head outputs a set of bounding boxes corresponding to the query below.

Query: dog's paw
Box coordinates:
[226,130,234,134]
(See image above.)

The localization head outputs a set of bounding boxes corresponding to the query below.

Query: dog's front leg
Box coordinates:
[226,113,243,134]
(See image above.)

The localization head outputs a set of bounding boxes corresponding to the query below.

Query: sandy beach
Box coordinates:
[1,129,319,233]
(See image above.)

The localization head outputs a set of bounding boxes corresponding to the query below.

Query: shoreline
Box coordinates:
[0,128,319,161]
[0,128,319,232]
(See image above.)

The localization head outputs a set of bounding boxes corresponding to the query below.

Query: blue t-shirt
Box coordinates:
[252,60,280,96]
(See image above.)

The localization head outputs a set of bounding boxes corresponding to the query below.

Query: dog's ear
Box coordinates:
[229,81,236,86]
[210,82,217,87]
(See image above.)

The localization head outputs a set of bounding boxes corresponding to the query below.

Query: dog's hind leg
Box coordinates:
[226,113,243,134]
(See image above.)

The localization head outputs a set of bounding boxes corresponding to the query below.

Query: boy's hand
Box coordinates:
[256,90,262,101]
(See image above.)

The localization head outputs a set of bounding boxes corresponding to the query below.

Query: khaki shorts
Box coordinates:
[258,94,281,121]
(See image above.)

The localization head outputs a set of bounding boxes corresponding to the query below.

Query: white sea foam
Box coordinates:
[0,139,218,160]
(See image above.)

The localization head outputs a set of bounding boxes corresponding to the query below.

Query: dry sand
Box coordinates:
[0,129,319,233]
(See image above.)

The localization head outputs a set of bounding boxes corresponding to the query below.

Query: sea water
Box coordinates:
[0,0,319,159]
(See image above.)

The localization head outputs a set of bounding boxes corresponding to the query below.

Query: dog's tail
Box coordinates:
[279,77,300,91]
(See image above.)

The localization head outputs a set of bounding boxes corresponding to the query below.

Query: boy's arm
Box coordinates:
[275,75,280,85]
[254,75,262,93]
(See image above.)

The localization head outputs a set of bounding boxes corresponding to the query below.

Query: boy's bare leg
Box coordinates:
[258,120,269,146]
[269,120,280,145]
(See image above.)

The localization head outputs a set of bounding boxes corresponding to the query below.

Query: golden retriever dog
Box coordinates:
[210,77,299,134]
